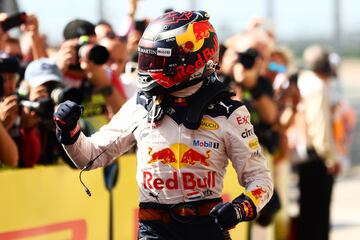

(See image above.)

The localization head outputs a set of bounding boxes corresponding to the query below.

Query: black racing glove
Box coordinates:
[53,100,83,145]
[210,194,257,230]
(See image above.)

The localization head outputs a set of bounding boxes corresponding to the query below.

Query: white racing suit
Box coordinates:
[63,92,273,238]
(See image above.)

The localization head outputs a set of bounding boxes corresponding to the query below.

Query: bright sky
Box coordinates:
[17,0,360,46]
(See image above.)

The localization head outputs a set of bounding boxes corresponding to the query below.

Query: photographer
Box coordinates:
[0,120,18,167]
[0,12,47,59]
[0,56,19,167]
[221,31,281,230]
[18,58,76,167]
[54,19,125,122]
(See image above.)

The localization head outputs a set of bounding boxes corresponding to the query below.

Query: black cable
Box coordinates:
[78,147,108,197]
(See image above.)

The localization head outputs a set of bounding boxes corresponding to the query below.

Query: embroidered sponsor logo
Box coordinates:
[193,139,219,149]
[143,171,216,190]
[138,47,157,55]
[241,128,254,138]
[250,150,261,158]
[203,189,214,197]
[157,47,172,57]
[147,144,211,168]
[248,139,259,150]
[236,115,250,125]
[200,118,219,130]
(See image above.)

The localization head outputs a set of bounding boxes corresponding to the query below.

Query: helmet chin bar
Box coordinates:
[138,71,206,97]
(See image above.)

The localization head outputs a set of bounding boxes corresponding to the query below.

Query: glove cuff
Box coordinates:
[56,124,81,145]
[232,193,258,222]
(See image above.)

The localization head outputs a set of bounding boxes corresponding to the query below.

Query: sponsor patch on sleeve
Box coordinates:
[248,138,260,150]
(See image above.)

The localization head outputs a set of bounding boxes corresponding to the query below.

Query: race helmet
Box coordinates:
[137,10,219,96]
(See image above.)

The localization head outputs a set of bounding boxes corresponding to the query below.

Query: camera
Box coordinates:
[16,82,84,122]
[0,12,27,32]
[69,35,110,70]
[49,84,84,105]
[18,96,55,120]
[237,48,260,69]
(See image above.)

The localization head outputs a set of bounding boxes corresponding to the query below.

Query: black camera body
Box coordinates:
[0,12,27,32]
[19,97,55,120]
[16,82,84,122]
[237,48,260,69]
[69,35,110,70]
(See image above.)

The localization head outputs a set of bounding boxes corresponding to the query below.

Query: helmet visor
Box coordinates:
[138,52,165,72]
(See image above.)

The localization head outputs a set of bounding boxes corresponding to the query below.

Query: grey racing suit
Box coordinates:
[63,93,273,213]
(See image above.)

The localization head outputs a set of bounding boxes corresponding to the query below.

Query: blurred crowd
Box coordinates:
[0,0,357,240]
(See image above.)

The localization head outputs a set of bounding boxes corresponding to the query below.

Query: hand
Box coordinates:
[0,95,19,129]
[327,161,341,176]
[54,39,78,73]
[210,194,257,230]
[29,85,48,101]
[53,100,83,131]
[210,202,241,230]
[20,13,39,34]
[20,105,40,129]
[0,13,9,51]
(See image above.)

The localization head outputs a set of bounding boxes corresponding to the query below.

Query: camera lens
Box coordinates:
[237,48,259,69]
[86,45,110,65]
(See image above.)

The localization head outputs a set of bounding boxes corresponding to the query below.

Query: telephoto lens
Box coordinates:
[50,86,84,105]
[77,35,110,65]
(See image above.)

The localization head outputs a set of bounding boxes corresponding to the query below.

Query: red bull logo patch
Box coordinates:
[147,143,211,169]
[251,187,266,200]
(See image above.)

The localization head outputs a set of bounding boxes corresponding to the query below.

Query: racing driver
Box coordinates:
[54,10,273,240]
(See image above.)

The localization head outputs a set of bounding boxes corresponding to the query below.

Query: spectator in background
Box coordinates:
[53,18,125,121]
[327,52,356,173]
[0,120,18,167]
[221,30,281,236]
[18,13,48,61]
[222,31,279,153]
[0,55,19,167]
[297,44,341,240]
[119,52,138,99]
[95,20,116,40]
[19,58,76,167]
[1,12,48,82]
[0,54,41,168]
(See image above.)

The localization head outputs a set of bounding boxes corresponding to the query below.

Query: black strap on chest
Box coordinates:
[184,80,233,129]
[137,77,233,130]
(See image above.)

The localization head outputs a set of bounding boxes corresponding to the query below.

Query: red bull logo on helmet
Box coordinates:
[175,20,215,52]
[147,143,211,169]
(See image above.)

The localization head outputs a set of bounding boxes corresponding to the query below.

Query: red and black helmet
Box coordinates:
[137,10,219,96]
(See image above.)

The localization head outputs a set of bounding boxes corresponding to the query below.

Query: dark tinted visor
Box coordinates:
[138,52,165,72]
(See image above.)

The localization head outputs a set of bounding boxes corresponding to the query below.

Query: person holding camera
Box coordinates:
[0,55,19,167]
[54,11,273,240]
[19,57,80,167]
[54,19,125,123]
[0,54,40,168]
[0,119,18,167]
[221,31,282,233]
